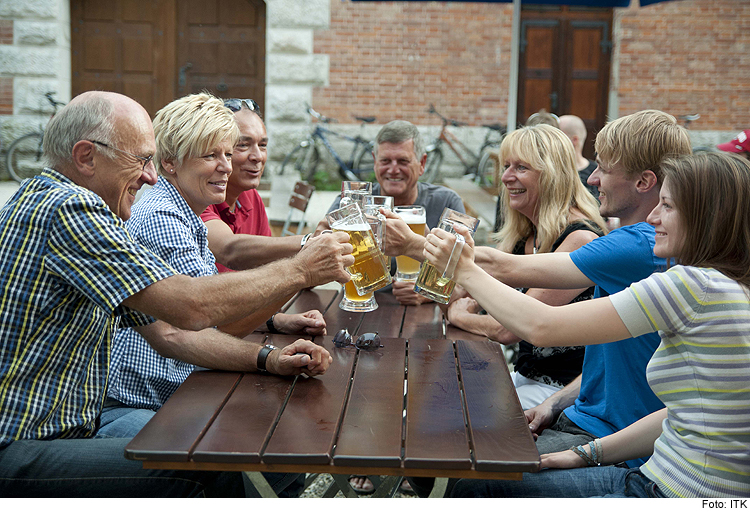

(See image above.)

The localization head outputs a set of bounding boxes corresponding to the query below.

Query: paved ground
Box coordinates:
[0,181,20,206]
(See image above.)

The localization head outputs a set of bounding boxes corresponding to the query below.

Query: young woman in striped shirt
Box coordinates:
[425,152,750,498]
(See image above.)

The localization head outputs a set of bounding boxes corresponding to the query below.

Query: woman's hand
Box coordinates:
[273,310,326,336]
[540,449,587,470]
[422,223,476,281]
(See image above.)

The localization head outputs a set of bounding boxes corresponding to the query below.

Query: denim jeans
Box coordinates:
[534,412,598,455]
[96,399,304,498]
[450,466,667,498]
[0,438,244,497]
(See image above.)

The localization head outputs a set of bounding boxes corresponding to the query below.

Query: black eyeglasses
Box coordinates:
[224,98,260,113]
[90,140,155,174]
[333,328,383,351]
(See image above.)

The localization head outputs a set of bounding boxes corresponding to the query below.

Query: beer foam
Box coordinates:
[396,213,426,225]
[333,221,371,232]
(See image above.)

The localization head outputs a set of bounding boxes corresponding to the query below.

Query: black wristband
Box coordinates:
[256,344,277,373]
[266,314,280,333]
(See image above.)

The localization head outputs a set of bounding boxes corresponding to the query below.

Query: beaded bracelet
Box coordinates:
[569,438,604,467]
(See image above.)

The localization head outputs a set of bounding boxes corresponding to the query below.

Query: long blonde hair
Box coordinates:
[494,124,605,253]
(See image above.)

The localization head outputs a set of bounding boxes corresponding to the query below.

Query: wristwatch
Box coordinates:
[256,344,278,373]
[300,232,312,248]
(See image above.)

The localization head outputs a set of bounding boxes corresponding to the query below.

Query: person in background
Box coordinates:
[525,109,560,128]
[433,152,750,498]
[201,99,309,273]
[559,114,598,197]
[716,129,750,160]
[322,120,466,307]
[0,91,353,497]
[445,124,605,409]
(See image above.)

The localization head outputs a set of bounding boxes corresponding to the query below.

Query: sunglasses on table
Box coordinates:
[224,98,260,113]
[333,328,383,351]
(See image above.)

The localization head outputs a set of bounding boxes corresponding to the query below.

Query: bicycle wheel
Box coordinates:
[476,142,502,188]
[422,148,443,183]
[7,132,44,183]
[352,143,375,181]
[280,143,319,183]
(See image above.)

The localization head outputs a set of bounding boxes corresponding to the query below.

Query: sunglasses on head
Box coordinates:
[333,328,383,351]
[224,98,260,113]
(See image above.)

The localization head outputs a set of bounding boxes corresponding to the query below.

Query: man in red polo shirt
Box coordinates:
[201,99,306,273]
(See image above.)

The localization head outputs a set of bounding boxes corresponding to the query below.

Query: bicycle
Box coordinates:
[279,104,376,183]
[6,92,66,183]
[422,104,505,187]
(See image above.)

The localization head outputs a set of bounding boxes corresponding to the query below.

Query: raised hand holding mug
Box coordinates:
[414,208,479,304]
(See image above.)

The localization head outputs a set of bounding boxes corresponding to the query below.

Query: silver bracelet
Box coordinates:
[300,232,312,248]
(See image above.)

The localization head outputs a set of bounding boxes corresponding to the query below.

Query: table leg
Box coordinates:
[429,477,448,498]
[244,471,278,498]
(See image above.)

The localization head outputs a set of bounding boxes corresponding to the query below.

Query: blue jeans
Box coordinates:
[0,438,244,497]
[450,466,667,498]
[96,399,304,498]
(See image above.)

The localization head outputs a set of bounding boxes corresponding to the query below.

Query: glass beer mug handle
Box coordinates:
[442,232,465,281]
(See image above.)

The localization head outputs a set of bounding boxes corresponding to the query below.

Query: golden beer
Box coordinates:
[394,205,426,281]
[333,223,392,295]
[413,261,456,304]
[395,219,426,280]
[344,280,374,303]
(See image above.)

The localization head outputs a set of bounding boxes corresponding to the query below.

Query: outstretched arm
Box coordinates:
[474,246,595,290]
[541,408,667,469]
[122,232,354,332]
[424,226,631,348]
[204,219,303,270]
[135,320,333,377]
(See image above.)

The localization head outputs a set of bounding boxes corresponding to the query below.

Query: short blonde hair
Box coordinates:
[595,110,691,182]
[494,124,605,253]
[152,93,239,175]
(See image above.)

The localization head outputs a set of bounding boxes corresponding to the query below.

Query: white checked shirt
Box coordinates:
[108,177,218,411]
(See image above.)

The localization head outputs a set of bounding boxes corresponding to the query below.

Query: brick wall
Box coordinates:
[617,0,750,130]
[313,2,513,127]
[313,0,747,131]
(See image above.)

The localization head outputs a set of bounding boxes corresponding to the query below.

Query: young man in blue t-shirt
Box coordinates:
[469,110,692,468]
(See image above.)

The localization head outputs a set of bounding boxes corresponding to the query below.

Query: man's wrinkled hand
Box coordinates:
[392,280,431,305]
[274,310,326,336]
[268,339,333,377]
[296,231,354,287]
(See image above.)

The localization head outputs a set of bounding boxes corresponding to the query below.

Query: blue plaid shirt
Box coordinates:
[0,169,175,448]
[108,177,218,411]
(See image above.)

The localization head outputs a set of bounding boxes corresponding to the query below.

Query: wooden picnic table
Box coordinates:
[124,286,540,497]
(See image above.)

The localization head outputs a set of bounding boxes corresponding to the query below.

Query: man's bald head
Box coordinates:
[43,91,151,171]
[559,115,587,142]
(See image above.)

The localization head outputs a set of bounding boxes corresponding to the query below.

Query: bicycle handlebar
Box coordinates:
[306,104,336,124]
[44,91,65,109]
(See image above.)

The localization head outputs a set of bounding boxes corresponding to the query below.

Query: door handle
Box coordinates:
[178,62,193,89]
[550,91,559,112]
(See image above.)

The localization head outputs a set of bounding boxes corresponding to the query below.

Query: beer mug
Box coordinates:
[413,208,479,304]
[340,181,372,208]
[327,203,392,304]
[338,196,393,312]
[393,205,426,282]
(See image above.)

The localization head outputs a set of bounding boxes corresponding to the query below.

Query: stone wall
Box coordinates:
[0,0,70,177]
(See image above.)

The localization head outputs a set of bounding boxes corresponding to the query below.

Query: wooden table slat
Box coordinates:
[261,336,356,465]
[124,371,241,462]
[283,288,339,316]
[360,291,405,338]
[445,323,491,342]
[333,337,406,468]
[400,304,445,340]
[404,339,472,469]
[457,340,541,472]
[191,336,302,464]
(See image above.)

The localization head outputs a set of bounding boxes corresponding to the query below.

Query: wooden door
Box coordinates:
[176,0,265,110]
[518,7,612,159]
[71,0,265,117]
